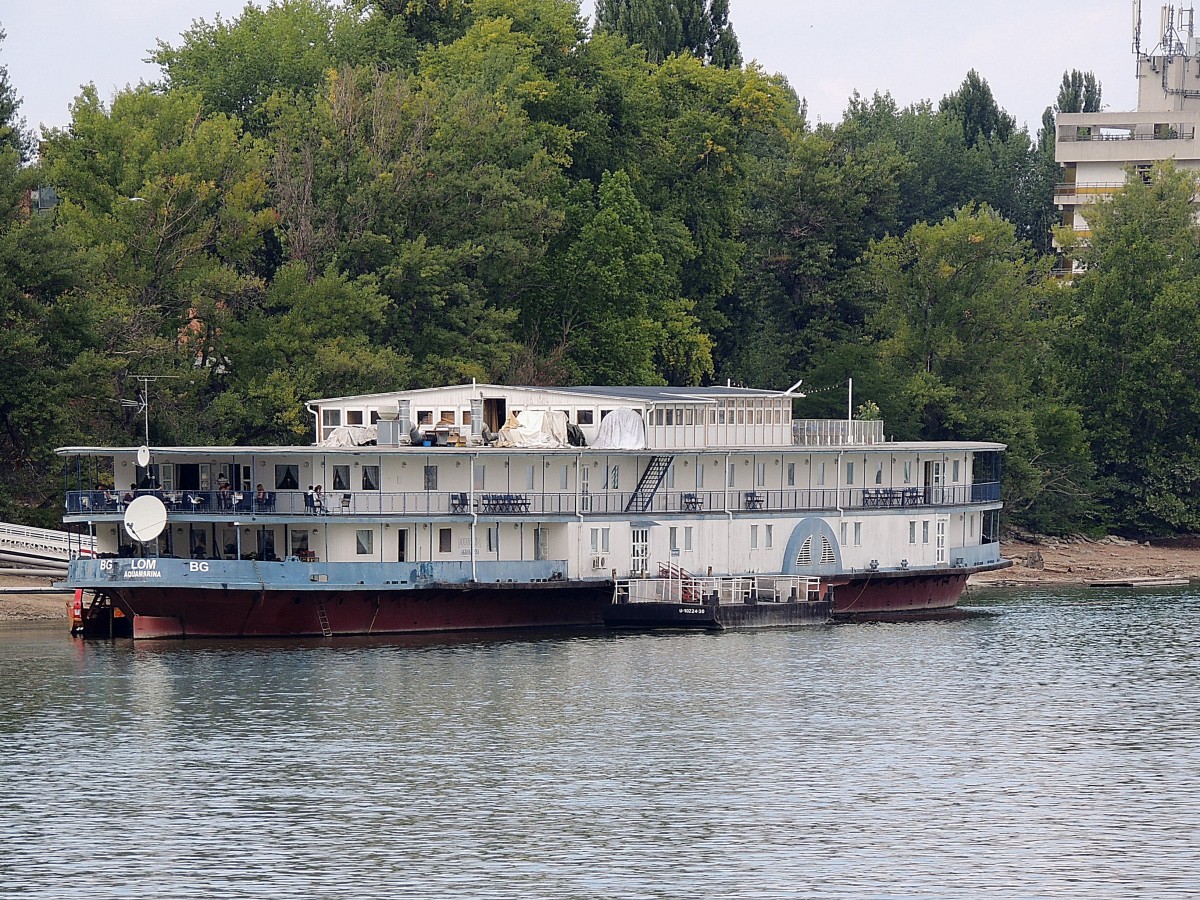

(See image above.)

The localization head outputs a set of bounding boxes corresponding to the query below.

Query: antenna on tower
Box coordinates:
[1134,0,1144,55]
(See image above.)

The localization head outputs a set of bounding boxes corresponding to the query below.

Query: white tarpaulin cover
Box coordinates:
[497,410,570,448]
[318,425,378,447]
[592,407,647,450]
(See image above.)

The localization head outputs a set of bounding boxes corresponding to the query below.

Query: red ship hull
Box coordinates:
[108,582,612,639]
[829,571,972,619]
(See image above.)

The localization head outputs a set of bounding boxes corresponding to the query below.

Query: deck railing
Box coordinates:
[65,481,1002,521]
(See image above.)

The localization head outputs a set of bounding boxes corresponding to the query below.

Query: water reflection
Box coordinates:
[3,588,1200,898]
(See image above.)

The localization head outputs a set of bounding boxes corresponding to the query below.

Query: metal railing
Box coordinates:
[65,481,1002,521]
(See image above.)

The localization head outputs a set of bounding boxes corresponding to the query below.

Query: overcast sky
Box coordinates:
[2,1,1141,139]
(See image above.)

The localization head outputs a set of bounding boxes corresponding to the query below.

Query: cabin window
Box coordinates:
[787,463,795,487]
[665,409,674,426]
[756,463,766,487]
[439,410,456,425]
[474,466,486,491]
[903,461,912,484]
[534,527,548,561]
[665,464,675,489]
[922,521,930,544]
[766,524,774,549]
[755,406,763,425]
[417,410,433,426]
[736,404,745,425]
[362,466,379,491]
[853,522,861,546]
[577,409,594,425]
[275,465,299,490]
[332,465,350,491]
[751,525,759,550]
[600,409,613,422]
[970,514,976,538]
[560,465,569,490]
[670,527,679,551]
[952,460,961,483]
[526,465,536,490]
[356,530,373,555]
[685,408,694,426]
[817,462,826,486]
[611,466,619,490]
[288,529,307,555]
[486,526,498,553]
[461,410,472,425]
[909,521,917,544]
[347,410,364,426]
[424,466,438,491]
[696,464,705,489]
[590,527,610,553]
[322,409,341,428]
[718,406,726,425]
[439,528,452,553]
[846,461,855,485]
[840,522,848,545]
[875,463,884,485]
[727,465,735,488]
[709,407,717,425]
[684,527,693,551]
[369,410,380,425]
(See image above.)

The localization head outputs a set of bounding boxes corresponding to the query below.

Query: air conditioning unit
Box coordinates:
[591,555,607,569]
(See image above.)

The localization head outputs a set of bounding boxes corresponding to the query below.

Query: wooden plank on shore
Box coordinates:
[1089,576,1192,587]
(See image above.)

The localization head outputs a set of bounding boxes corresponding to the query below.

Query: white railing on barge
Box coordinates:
[793,419,884,446]
[614,570,822,606]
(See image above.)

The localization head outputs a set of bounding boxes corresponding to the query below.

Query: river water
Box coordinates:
[2,586,1198,899]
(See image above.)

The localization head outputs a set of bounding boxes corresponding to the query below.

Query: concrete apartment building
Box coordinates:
[1055,3,1200,271]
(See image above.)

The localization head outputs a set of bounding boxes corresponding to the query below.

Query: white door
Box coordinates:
[936,517,947,565]
[631,528,649,575]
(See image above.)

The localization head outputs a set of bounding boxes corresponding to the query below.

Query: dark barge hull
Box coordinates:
[602,599,832,630]
[106,581,612,639]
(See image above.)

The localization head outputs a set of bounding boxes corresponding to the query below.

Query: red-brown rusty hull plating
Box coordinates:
[108,582,612,639]
[830,571,971,619]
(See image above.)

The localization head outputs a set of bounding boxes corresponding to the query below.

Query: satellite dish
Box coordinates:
[124,495,168,543]
[136,445,151,468]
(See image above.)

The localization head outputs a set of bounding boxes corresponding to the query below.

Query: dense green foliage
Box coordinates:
[0,2,1189,535]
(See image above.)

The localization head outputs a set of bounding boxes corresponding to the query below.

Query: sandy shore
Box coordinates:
[968,535,1200,588]
[0,574,72,621]
[1,537,1196,623]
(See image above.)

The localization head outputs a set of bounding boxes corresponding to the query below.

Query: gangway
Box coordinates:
[0,522,94,571]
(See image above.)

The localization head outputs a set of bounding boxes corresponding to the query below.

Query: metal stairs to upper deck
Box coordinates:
[625,456,674,513]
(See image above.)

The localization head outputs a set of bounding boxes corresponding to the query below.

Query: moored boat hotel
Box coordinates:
[59,383,1008,638]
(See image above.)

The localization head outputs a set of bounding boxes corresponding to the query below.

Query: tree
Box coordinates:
[1059,162,1200,533]
[868,205,1096,527]
[939,70,1015,148]
[0,27,32,161]
[594,0,741,67]
[1056,69,1102,114]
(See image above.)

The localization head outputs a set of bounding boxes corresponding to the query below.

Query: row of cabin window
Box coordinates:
[271,465,380,491]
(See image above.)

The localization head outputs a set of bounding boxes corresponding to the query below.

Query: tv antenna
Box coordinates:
[114,374,178,445]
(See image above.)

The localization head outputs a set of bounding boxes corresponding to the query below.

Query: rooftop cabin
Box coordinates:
[311,383,883,451]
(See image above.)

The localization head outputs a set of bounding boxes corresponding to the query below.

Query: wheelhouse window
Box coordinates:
[577,409,594,425]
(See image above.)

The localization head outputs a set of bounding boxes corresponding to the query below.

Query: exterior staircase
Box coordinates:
[625,456,674,513]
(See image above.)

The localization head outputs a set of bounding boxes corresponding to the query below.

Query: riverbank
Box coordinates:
[968,535,1200,588]
[0,574,71,621]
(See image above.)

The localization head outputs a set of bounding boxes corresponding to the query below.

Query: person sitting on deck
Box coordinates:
[314,484,326,513]
[256,484,268,506]
[122,483,136,504]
